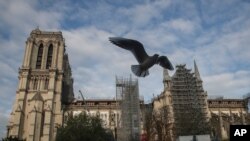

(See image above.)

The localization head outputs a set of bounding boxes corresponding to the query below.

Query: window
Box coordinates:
[46,44,53,69]
[36,44,43,69]
[33,78,38,90]
[40,111,45,137]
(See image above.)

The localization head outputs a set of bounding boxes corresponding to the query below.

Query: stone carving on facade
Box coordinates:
[7,29,74,141]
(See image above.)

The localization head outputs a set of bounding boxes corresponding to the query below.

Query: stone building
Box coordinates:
[7,29,74,141]
[64,99,121,136]
[152,62,210,141]
[7,29,249,141]
[64,76,143,141]
[208,98,249,140]
[6,29,144,141]
[151,62,249,141]
[63,98,145,140]
[151,69,174,141]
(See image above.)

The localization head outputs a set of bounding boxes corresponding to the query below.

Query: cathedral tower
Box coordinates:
[7,29,74,141]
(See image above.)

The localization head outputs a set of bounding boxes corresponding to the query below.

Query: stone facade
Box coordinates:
[64,99,121,133]
[151,69,174,141]
[63,99,145,140]
[7,29,74,141]
[208,98,248,140]
[7,29,249,141]
[151,62,249,141]
[152,62,210,141]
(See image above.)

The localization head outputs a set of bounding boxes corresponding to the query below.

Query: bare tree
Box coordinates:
[144,107,174,141]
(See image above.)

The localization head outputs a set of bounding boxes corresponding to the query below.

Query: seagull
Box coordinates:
[109,37,174,77]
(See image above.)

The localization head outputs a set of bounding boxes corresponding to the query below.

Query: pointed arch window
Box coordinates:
[40,111,45,137]
[46,44,53,69]
[33,78,38,90]
[36,44,43,69]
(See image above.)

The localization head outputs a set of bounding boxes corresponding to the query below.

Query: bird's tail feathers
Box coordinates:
[131,65,149,77]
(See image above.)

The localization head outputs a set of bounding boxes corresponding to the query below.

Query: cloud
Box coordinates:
[0,0,63,37]
[204,71,250,98]
[62,25,175,100]
[0,0,66,138]
[0,115,8,139]
[62,27,137,98]
[125,27,178,50]
[194,26,250,75]
[117,0,171,27]
[1,0,250,138]
[163,18,196,33]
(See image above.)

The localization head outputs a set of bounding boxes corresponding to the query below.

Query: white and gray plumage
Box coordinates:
[109,37,174,77]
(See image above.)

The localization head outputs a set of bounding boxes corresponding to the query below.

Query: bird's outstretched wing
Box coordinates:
[157,56,174,70]
[109,37,149,64]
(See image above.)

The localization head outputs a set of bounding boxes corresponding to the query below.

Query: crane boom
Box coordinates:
[79,90,84,100]
[79,90,88,112]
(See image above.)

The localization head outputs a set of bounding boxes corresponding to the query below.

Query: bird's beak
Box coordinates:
[109,37,123,46]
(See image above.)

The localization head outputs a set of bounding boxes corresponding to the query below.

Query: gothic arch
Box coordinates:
[46,44,53,69]
[36,40,44,45]
[36,43,44,69]
[45,40,54,47]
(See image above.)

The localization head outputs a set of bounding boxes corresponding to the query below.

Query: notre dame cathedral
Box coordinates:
[7,28,74,141]
[6,29,250,141]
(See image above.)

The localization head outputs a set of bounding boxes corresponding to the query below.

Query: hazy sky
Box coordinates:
[1,0,250,138]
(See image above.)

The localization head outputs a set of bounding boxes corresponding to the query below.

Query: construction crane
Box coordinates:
[79,90,88,112]
[79,90,84,101]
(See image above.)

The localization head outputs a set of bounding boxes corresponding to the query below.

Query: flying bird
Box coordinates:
[109,37,174,77]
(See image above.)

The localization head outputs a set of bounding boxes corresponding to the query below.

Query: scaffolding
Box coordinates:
[116,76,140,141]
[171,65,210,136]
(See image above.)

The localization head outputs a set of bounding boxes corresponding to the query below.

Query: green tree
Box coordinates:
[56,113,114,141]
[1,136,25,141]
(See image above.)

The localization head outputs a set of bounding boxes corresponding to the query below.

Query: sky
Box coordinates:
[0,0,250,138]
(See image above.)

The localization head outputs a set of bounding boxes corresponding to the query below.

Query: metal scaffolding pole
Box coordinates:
[116,76,140,141]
